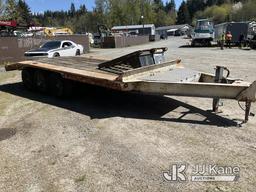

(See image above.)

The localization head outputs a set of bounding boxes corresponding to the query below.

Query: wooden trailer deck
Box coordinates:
[5,48,171,90]
[6,57,114,77]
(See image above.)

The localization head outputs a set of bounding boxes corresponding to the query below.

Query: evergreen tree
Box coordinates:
[95,0,109,13]
[216,0,225,5]
[0,0,4,17]
[79,4,87,15]
[165,0,176,24]
[94,0,109,26]
[176,1,191,24]
[187,0,206,19]
[153,0,164,12]
[70,3,76,17]
[17,0,31,26]
[165,0,176,14]
[171,0,176,9]
[3,0,18,20]
[151,0,175,26]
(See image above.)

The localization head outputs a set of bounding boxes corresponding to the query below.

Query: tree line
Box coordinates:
[178,0,256,25]
[32,0,177,33]
[0,0,256,33]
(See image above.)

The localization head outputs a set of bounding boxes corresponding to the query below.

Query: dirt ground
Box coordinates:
[0,37,256,192]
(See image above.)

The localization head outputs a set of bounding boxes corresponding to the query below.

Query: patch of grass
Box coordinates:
[0,61,11,67]
[0,93,12,114]
[74,174,86,183]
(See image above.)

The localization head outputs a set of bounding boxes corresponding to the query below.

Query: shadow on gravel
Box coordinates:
[0,128,16,141]
[0,82,238,127]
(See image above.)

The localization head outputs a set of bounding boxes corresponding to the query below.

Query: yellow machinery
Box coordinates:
[44,27,73,37]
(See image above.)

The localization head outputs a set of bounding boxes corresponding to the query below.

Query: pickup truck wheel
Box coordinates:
[22,68,35,90]
[75,49,80,56]
[49,73,73,97]
[34,70,49,93]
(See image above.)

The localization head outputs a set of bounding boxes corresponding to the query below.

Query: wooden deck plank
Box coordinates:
[18,61,119,81]
[29,57,105,70]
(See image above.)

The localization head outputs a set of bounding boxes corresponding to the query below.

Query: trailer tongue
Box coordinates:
[5,47,256,122]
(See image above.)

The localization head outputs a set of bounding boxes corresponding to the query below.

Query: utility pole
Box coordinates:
[141,15,144,35]
[140,0,145,36]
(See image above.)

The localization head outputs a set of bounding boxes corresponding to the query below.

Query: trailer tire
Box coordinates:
[34,70,49,93]
[49,73,73,97]
[22,68,35,90]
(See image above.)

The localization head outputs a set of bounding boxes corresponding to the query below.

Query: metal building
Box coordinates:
[156,24,192,38]
[111,24,155,36]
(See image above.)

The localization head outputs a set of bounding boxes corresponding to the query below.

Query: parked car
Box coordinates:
[24,40,84,58]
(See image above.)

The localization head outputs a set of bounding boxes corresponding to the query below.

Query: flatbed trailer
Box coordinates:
[5,48,256,122]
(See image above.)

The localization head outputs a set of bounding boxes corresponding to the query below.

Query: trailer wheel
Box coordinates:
[49,73,73,97]
[34,70,49,93]
[22,68,35,90]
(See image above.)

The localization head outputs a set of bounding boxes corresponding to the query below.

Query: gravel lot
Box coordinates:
[0,37,256,192]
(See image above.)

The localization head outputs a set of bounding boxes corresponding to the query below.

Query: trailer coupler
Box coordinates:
[213,66,256,123]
